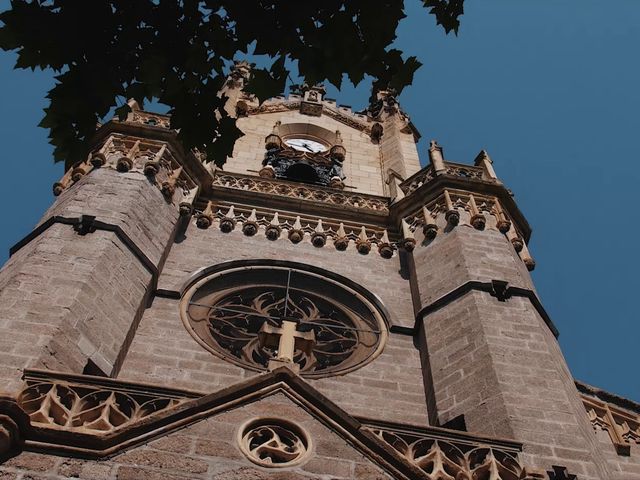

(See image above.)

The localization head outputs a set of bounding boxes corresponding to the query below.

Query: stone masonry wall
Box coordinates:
[0,169,179,394]
[413,226,613,479]
[118,222,428,425]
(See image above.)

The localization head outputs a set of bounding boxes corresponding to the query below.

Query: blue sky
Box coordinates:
[1,1,638,401]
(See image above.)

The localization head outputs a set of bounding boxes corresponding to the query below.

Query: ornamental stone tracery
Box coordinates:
[180,264,388,377]
[238,418,311,468]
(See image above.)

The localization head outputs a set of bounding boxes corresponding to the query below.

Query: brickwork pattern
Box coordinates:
[0,393,392,479]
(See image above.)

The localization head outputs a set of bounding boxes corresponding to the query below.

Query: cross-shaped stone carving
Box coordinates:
[258,319,315,373]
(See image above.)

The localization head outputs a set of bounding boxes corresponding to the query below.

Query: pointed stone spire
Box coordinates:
[444,190,460,226]
[179,185,198,216]
[468,195,486,230]
[400,219,416,252]
[90,136,113,167]
[474,149,499,181]
[219,205,236,233]
[196,201,215,229]
[144,144,166,176]
[429,140,446,174]
[311,219,327,247]
[265,212,282,240]
[117,140,139,172]
[161,166,182,199]
[422,206,438,240]
[356,226,371,254]
[242,209,259,236]
[334,223,349,251]
[377,229,393,259]
[288,216,304,244]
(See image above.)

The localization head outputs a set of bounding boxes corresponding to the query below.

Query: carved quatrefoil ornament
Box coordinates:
[238,418,311,468]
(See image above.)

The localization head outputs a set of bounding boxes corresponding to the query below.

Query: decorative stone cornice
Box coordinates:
[193,202,400,259]
[391,143,535,270]
[212,171,389,214]
[53,132,199,212]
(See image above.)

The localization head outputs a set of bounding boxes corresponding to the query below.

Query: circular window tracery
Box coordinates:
[238,418,311,468]
[180,263,388,378]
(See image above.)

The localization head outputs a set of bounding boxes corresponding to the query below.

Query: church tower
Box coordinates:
[0,64,639,479]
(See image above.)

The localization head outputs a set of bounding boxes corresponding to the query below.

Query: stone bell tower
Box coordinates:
[1,63,639,480]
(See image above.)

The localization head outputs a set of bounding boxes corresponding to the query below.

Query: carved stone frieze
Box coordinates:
[366,424,524,480]
[212,172,389,214]
[54,133,197,208]
[17,372,189,434]
[195,202,399,258]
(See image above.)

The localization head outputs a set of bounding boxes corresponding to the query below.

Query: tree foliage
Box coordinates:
[0,0,464,167]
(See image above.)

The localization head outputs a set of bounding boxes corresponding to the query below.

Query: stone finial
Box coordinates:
[311,220,327,248]
[144,144,166,176]
[265,121,283,150]
[377,230,393,259]
[179,185,198,216]
[429,140,446,174]
[400,219,416,252]
[493,201,512,234]
[53,169,73,196]
[444,190,460,226]
[265,212,281,240]
[196,201,214,229]
[161,166,182,199]
[334,223,349,251]
[91,136,113,167]
[242,209,259,236]
[219,205,236,233]
[127,98,142,111]
[288,216,304,244]
[468,195,486,230]
[356,226,371,254]
[474,149,499,181]
[422,206,438,240]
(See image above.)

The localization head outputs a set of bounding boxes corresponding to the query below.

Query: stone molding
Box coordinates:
[8,215,160,291]
[212,171,389,214]
[410,279,559,338]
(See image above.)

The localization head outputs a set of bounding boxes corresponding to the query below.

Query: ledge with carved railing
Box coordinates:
[17,370,196,435]
[579,385,640,456]
[399,144,499,197]
[212,171,390,214]
[53,132,198,213]
[359,418,552,480]
[193,202,404,258]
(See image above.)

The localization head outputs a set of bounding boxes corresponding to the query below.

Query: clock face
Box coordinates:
[285,138,327,153]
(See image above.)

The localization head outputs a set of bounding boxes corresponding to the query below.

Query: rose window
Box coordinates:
[180,262,388,377]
